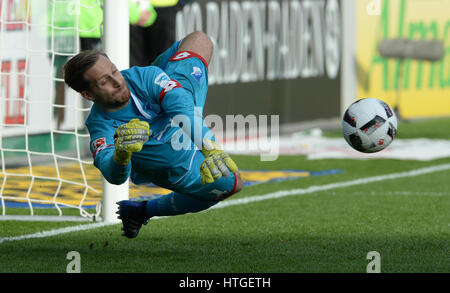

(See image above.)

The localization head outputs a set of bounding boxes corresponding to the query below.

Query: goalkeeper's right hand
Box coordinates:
[113,119,151,165]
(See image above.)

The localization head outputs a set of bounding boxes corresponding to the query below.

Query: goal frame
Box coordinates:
[0,0,130,223]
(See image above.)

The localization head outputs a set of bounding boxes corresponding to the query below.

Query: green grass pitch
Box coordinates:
[0,118,449,273]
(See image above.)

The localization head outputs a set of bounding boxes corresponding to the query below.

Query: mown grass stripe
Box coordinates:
[1,163,449,244]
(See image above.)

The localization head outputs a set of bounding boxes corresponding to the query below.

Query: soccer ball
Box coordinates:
[342,98,398,153]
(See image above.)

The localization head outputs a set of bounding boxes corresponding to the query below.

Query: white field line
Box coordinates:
[210,163,450,210]
[1,163,450,244]
[0,222,115,244]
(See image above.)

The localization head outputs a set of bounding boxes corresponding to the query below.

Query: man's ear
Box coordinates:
[81,90,95,102]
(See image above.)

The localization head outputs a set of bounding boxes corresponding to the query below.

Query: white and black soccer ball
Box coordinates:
[342,98,398,153]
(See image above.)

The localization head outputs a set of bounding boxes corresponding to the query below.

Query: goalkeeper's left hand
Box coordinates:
[200,139,238,185]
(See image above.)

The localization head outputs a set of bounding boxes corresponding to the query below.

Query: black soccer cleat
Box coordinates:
[116,200,149,239]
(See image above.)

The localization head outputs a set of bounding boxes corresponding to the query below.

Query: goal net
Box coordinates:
[0,0,104,221]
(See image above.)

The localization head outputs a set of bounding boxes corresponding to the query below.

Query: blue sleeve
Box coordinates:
[151,40,182,70]
[159,86,214,149]
[125,65,213,149]
[87,119,131,185]
[145,66,213,148]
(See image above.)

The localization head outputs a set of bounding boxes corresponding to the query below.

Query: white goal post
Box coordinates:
[0,0,129,222]
[102,0,129,223]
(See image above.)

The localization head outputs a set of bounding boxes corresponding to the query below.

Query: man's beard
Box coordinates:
[103,87,130,111]
[106,97,129,110]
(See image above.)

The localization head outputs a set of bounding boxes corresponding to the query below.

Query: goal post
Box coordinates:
[102,0,129,223]
[0,0,129,222]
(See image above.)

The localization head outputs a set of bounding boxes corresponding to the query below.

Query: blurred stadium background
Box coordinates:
[0,0,449,273]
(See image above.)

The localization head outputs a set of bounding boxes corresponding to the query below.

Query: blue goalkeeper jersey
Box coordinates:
[85,45,212,189]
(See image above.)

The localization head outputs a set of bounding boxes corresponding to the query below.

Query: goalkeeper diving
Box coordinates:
[64,31,243,238]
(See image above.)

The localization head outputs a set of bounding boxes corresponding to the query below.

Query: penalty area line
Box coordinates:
[1,163,449,244]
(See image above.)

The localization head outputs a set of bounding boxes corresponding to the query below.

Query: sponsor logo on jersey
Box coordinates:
[159,80,182,103]
[154,72,171,88]
[169,51,209,71]
[191,66,203,82]
[171,51,191,60]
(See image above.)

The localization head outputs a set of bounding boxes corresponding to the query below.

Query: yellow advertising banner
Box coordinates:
[357,0,450,119]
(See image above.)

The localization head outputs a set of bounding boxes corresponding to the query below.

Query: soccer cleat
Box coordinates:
[116,200,149,239]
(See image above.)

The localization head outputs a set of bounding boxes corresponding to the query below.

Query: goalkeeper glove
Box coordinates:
[113,119,151,165]
[200,139,238,185]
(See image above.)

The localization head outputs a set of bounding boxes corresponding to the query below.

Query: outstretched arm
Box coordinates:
[87,119,149,185]
[87,120,130,185]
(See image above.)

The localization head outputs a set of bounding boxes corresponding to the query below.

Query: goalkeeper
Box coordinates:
[64,31,243,238]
